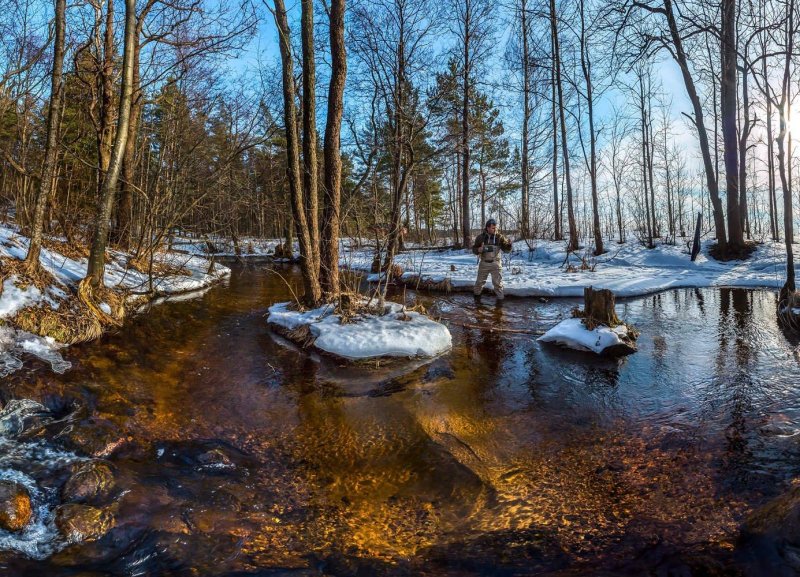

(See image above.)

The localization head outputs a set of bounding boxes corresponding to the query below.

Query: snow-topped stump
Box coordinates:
[267,299,452,361]
[538,287,637,357]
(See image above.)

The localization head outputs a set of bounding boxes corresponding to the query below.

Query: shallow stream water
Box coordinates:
[1,265,800,576]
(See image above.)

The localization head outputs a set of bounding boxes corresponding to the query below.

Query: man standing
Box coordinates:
[472,218,513,301]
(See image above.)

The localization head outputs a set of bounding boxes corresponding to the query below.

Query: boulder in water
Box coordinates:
[55,504,115,542]
[62,461,115,504]
[0,480,32,532]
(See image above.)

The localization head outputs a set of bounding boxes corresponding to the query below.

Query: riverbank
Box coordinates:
[342,237,796,298]
[175,233,796,298]
[0,223,229,374]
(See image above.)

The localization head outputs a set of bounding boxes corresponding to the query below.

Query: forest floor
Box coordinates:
[0,222,229,375]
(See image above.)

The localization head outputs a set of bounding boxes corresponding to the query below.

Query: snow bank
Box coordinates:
[341,238,794,298]
[538,317,633,355]
[0,223,229,375]
[267,301,452,360]
[0,225,229,304]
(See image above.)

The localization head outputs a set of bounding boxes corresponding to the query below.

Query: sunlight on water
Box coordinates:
[1,268,799,575]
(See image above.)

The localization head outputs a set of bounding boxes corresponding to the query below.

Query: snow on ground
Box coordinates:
[538,318,632,355]
[267,301,452,360]
[0,224,229,310]
[0,223,229,374]
[171,236,284,257]
[341,237,795,298]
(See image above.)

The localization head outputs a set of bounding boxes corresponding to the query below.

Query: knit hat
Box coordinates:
[485,218,497,227]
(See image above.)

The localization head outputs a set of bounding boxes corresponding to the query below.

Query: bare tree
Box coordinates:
[24,0,67,273]
[320,0,347,297]
[269,0,322,304]
[83,0,137,292]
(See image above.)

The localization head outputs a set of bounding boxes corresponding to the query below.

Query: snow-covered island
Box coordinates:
[0,223,229,375]
[538,287,639,357]
[538,318,636,357]
[267,299,452,361]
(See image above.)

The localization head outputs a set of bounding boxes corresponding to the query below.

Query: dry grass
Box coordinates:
[13,302,104,344]
[41,237,91,261]
[0,255,59,293]
[128,252,191,277]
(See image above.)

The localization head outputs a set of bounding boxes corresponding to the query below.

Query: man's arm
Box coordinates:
[472,233,484,255]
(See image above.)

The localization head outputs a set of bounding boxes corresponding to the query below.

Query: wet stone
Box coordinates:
[197,448,234,469]
[62,461,115,504]
[0,480,32,532]
[62,417,126,457]
[55,504,115,543]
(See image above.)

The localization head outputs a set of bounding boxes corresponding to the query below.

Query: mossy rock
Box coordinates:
[62,461,115,504]
[55,504,115,542]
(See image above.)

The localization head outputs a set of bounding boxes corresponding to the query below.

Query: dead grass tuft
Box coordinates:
[128,252,191,277]
[13,302,104,344]
[41,237,90,261]
[0,255,60,293]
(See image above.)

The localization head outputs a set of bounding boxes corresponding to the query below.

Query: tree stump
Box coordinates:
[582,287,621,330]
[575,287,637,357]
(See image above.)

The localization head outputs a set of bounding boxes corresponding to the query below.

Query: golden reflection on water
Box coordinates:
[5,271,799,575]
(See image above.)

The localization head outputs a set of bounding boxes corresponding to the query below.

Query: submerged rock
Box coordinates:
[62,461,115,504]
[738,485,800,575]
[0,480,32,532]
[61,416,126,457]
[55,504,115,543]
[196,449,234,469]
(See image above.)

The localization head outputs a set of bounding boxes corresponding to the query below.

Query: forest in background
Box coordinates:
[1,0,799,304]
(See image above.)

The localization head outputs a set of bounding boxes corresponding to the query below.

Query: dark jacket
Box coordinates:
[472,230,513,256]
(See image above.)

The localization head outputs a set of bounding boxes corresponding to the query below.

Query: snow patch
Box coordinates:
[268,301,452,360]
[538,317,631,355]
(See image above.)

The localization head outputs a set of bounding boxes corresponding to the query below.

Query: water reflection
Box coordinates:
[1,270,800,575]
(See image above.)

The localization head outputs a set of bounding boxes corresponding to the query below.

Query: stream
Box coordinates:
[1,264,800,576]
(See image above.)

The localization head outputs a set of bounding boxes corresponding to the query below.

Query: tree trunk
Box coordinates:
[301,0,320,278]
[273,0,322,305]
[662,0,727,252]
[551,0,577,251]
[97,0,116,199]
[112,27,142,249]
[738,47,751,240]
[721,0,742,252]
[580,0,602,255]
[85,0,136,288]
[551,34,560,241]
[461,7,472,249]
[764,57,778,241]
[24,0,67,272]
[520,0,530,239]
[778,1,795,298]
[320,0,346,298]
[638,72,653,248]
